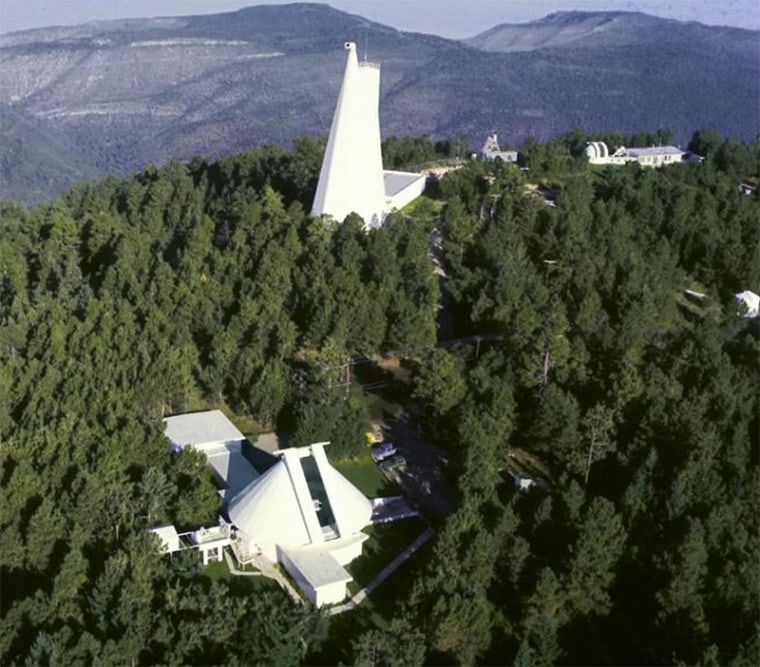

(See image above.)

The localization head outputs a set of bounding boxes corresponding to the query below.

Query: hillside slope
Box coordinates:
[1,3,757,203]
[463,10,757,55]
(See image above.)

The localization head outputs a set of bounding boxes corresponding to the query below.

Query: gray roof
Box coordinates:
[281,547,353,588]
[207,448,259,499]
[163,410,245,448]
[384,170,426,198]
[625,146,683,157]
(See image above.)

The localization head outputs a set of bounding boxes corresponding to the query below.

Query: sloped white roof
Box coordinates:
[163,410,245,449]
[228,458,312,550]
[227,443,372,559]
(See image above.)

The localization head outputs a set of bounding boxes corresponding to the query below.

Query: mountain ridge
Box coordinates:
[464,10,757,53]
[1,3,757,204]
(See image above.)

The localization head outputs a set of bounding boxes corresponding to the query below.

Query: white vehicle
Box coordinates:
[371,442,397,462]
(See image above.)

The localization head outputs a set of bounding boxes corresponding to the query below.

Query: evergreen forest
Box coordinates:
[0,131,758,666]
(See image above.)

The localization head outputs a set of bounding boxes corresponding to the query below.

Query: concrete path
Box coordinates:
[250,553,304,605]
[328,527,435,616]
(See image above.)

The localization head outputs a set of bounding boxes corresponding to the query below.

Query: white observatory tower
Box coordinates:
[311,42,428,228]
[311,42,386,227]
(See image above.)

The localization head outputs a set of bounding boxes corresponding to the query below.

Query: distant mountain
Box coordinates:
[0,104,100,205]
[1,3,757,204]
[464,10,758,55]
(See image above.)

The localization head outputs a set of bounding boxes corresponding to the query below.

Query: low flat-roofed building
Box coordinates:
[586,141,700,167]
[149,524,181,554]
[384,170,428,213]
[163,410,259,501]
[190,525,232,565]
[279,547,353,606]
[164,410,245,453]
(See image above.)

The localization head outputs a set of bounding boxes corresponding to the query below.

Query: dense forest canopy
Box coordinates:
[0,130,758,665]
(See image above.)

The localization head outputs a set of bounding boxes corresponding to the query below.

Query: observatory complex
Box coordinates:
[310,42,427,228]
[585,141,701,167]
[153,410,418,607]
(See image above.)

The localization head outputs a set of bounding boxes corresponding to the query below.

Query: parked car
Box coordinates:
[371,442,397,462]
[365,422,385,445]
[378,455,407,472]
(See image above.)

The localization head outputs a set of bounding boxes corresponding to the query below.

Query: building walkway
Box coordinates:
[224,549,262,577]
[328,526,435,616]
[249,553,304,605]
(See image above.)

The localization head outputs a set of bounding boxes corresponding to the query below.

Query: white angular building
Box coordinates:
[311,42,427,228]
[228,442,371,563]
[161,411,415,607]
[228,442,372,606]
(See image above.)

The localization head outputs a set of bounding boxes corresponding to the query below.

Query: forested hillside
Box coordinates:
[1,131,758,665]
[1,3,758,203]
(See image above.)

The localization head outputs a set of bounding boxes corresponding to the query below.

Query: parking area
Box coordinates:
[377,414,458,518]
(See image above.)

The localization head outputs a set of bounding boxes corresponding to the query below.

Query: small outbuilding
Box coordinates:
[279,547,353,606]
[149,524,181,554]
[481,134,518,162]
[163,410,259,500]
[735,290,759,318]
[164,410,245,453]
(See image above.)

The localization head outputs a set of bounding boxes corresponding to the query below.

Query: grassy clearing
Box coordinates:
[334,454,392,498]
[202,559,231,582]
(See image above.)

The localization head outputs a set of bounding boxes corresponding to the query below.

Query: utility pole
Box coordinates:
[584,428,596,487]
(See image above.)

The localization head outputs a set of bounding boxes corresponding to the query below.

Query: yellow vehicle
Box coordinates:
[365,422,384,446]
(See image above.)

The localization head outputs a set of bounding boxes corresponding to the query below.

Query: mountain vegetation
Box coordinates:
[1,3,758,203]
[1,128,758,665]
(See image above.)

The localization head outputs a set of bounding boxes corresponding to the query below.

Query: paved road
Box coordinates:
[383,416,458,517]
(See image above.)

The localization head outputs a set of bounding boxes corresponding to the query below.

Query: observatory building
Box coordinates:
[158,412,418,606]
[227,442,372,566]
[585,141,701,167]
[311,42,427,228]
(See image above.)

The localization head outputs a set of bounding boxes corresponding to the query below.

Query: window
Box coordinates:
[300,456,338,535]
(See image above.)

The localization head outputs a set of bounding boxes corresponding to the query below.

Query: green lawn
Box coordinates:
[333,455,392,498]
[200,557,279,594]
[202,559,232,582]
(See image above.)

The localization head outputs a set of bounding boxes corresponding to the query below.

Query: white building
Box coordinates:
[735,290,759,318]
[149,522,232,565]
[228,442,372,606]
[161,412,412,607]
[163,410,259,500]
[150,524,181,554]
[189,525,232,565]
[311,42,427,228]
[585,141,700,167]
[481,134,518,163]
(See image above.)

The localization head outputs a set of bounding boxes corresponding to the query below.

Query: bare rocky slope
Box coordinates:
[1,3,757,204]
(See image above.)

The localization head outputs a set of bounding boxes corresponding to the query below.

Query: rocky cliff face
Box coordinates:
[1,4,757,204]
